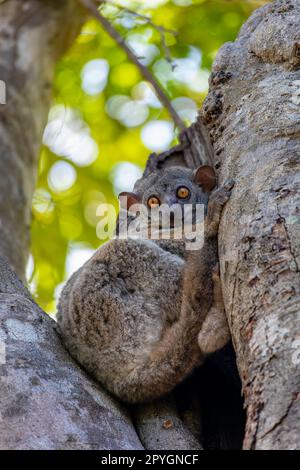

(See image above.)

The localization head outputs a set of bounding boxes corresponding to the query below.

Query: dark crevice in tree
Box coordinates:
[197,343,246,450]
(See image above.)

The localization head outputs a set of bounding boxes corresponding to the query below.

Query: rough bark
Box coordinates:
[143,119,213,176]
[202,0,300,450]
[0,0,85,279]
[0,255,144,450]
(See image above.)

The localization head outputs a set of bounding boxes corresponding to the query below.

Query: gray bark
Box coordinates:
[0,255,143,450]
[202,0,300,450]
[133,395,202,450]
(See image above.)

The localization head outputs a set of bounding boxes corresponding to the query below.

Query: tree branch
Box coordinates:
[132,394,203,451]
[80,0,215,167]
[103,2,177,35]
[0,255,144,450]
[104,1,177,66]
[79,0,186,131]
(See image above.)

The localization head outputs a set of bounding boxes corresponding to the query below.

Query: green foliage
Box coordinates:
[29,0,266,312]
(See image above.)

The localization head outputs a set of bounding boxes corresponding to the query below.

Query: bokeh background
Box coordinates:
[28,0,267,313]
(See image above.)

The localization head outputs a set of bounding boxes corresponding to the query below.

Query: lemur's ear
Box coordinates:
[193,165,217,192]
[118,192,141,210]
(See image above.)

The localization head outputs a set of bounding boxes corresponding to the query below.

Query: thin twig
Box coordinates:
[79,0,186,131]
[106,2,176,66]
[103,2,177,35]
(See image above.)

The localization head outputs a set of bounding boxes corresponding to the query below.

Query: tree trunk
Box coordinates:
[0,0,85,279]
[0,0,144,451]
[202,0,300,450]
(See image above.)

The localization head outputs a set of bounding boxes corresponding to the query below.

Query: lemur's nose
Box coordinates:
[163,195,178,206]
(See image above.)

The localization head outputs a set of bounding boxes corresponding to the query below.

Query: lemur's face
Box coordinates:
[118,165,216,229]
[138,166,215,209]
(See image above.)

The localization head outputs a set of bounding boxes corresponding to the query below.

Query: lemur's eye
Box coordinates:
[147,196,160,208]
[177,187,190,199]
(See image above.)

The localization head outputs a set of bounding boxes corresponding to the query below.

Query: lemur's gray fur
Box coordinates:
[57,165,233,403]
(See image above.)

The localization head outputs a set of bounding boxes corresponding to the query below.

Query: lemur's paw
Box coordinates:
[211,179,235,207]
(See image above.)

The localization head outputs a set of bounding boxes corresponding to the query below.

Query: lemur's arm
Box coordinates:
[112,180,234,404]
[198,263,231,355]
[197,180,234,354]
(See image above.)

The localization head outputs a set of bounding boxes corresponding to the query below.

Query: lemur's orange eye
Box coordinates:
[147,196,160,208]
[177,187,190,199]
